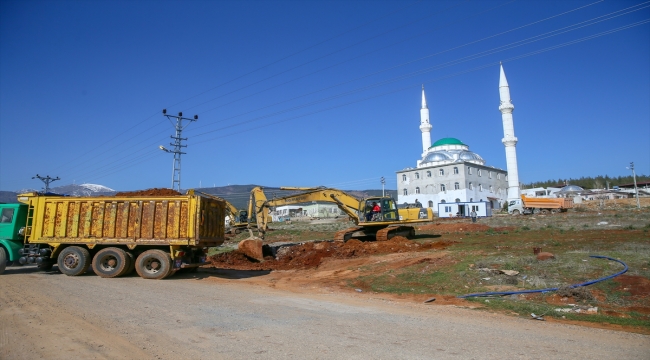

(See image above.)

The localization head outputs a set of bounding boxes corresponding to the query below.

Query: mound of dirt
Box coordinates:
[115,188,182,197]
[209,236,455,271]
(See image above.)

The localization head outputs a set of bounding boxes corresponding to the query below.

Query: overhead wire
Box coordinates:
[183,0,629,138]
[49,1,428,178]
[82,16,650,183]
[187,18,650,147]
[69,2,649,184]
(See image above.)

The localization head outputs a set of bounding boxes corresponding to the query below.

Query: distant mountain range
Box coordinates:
[0,183,397,210]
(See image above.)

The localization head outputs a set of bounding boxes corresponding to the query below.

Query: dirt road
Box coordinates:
[1,266,648,359]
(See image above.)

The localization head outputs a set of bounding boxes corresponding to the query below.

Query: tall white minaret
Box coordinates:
[499,63,520,201]
[420,85,432,157]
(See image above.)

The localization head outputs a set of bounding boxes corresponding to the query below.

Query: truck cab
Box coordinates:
[0,203,28,272]
[507,198,525,215]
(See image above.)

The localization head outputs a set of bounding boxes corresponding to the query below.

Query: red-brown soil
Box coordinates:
[209,236,455,271]
[614,275,650,298]
[115,188,182,196]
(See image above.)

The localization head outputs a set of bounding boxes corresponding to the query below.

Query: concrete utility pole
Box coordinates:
[627,162,641,209]
[32,174,60,193]
[160,109,198,192]
[381,177,385,197]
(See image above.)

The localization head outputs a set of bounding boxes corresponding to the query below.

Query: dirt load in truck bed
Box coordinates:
[115,188,182,196]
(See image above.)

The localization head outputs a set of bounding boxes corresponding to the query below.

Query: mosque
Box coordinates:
[396,64,521,214]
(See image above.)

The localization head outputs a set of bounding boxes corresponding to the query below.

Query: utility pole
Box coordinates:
[381,177,385,197]
[159,109,198,192]
[627,162,641,209]
[32,174,60,193]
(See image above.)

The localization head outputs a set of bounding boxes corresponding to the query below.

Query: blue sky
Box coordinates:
[1,0,648,192]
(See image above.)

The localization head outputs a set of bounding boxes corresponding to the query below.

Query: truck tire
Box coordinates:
[0,247,7,275]
[57,246,91,276]
[121,251,135,276]
[135,250,172,280]
[511,209,520,215]
[92,247,128,278]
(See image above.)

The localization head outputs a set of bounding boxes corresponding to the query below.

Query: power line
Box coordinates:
[55,3,649,183]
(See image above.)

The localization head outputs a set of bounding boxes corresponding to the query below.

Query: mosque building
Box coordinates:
[396,65,521,212]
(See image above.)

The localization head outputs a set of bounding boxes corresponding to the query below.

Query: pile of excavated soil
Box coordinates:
[115,188,182,197]
[209,236,454,271]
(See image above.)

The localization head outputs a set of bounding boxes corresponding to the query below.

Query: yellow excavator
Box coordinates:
[247,186,433,242]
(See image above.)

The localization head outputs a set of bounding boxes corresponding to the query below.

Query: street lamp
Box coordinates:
[626,162,641,209]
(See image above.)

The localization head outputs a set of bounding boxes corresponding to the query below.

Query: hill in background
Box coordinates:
[0,184,397,209]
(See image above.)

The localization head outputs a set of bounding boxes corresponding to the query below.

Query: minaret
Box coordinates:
[499,63,520,201]
[420,85,432,157]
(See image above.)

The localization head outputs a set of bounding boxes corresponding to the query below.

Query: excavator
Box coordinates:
[246,186,433,242]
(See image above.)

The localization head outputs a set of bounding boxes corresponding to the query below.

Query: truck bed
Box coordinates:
[17,190,226,247]
[521,195,573,209]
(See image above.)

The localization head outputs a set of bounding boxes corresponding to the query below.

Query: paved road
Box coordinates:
[1,266,648,359]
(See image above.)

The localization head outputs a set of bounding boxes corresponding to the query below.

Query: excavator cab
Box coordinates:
[361,197,399,222]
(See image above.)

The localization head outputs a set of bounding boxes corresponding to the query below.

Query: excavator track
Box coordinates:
[375,225,416,242]
[334,226,364,242]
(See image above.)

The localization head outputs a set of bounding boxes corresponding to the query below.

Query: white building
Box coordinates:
[396,82,510,211]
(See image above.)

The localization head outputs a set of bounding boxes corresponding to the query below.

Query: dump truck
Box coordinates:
[0,190,226,279]
[508,195,573,215]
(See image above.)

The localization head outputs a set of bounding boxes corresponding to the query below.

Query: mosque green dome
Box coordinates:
[430,138,466,148]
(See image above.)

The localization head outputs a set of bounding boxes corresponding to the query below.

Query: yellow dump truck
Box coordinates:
[508,195,573,215]
[8,190,226,279]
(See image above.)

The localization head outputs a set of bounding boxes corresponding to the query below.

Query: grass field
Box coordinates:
[213,198,650,332]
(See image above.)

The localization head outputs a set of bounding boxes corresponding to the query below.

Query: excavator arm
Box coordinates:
[247,187,363,238]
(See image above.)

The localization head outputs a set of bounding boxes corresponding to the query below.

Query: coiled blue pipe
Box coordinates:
[457,255,628,298]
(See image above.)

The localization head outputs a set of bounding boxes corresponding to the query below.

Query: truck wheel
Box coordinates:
[92,248,128,278]
[540,209,549,215]
[57,246,91,276]
[550,209,559,214]
[0,247,7,274]
[511,210,520,215]
[121,251,135,276]
[135,250,172,280]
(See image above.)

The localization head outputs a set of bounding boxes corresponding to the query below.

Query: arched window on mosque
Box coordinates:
[497,173,501,180]
[479,184,483,191]
[453,167,459,174]
[440,184,446,191]
[439,169,444,176]
[468,168,472,175]
[454,182,460,190]
[478,169,482,177]
[426,171,431,178]
[455,198,460,202]
[402,174,406,182]
[489,185,493,192]
[403,189,408,195]
[415,187,420,194]
[505,175,508,181]
[428,200,433,208]
[469,182,473,190]
[489,171,493,179]
[440,199,446,203]
[415,172,420,179]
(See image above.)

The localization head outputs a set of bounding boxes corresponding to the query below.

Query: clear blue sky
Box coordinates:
[1,0,648,192]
